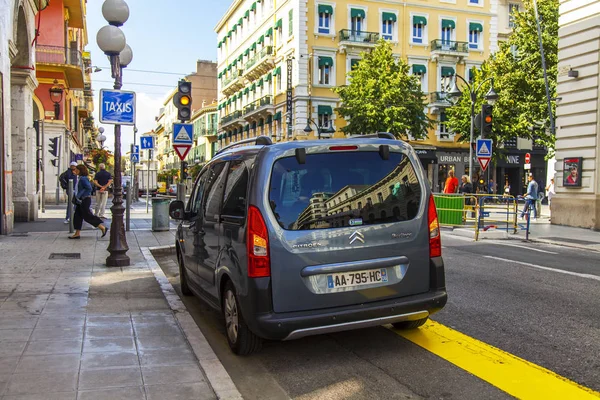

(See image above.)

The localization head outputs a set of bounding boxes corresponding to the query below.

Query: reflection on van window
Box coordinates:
[269,152,422,230]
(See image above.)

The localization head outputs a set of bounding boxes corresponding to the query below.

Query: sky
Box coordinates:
[88,0,232,153]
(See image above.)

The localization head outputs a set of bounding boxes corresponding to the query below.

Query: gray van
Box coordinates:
[169,134,447,355]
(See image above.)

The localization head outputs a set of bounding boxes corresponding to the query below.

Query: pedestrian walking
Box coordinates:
[520,174,539,221]
[546,178,555,221]
[443,170,459,194]
[59,162,78,224]
[93,163,113,218]
[69,164,108,240]
[458,175,475,219]
[488,178,497,195]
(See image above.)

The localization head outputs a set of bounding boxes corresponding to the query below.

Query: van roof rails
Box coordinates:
[216,135,273,155]
[349,132,396,140]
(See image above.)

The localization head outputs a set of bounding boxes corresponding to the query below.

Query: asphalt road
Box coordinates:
[154,234,600,399]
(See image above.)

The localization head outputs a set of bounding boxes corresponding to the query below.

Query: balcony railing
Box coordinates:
[429,91,451,105]
[430,40,469,54]
[243,96,273,116]
[222,69,239,87]
[221,110,242,125]
[339,29,379,44]
[36,45,83,68]
[245,46,273,71]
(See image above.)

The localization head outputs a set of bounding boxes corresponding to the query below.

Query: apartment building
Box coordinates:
[188,105,219,164]
[215,0,520,191]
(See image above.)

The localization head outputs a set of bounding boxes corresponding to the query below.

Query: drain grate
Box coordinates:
[49,253,81,260]
[540,237,600,246]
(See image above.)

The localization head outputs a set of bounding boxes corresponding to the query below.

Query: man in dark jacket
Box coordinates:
[60,162,78,223]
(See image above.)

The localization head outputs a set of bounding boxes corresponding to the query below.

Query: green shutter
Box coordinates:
[266,114,273,123]
[274,66,281,75]
[251,83,256,91]
[441,66,455,77]
[442,19,455,29]
[257,78,264,86]
[273,111,282,121]
[469,22,483,32]
[317,105,333,115]
[350,59,360,69]
[265,27,273,37]
[318,56,333,67]
[244,124,250,132]
[382,12,396,22]
[244,10,250,18]
[258,119,264,127]
[258,35,264,44]
[265,72,273,81]
[251,121,257,129]
[350,8,365,19]
[289,9,293,36]
[412,64,427,74]
[243,88,249,95]
[413,16,427,26]
[250,2,256,11]
[318,5,333,15]
[275,19,282,29]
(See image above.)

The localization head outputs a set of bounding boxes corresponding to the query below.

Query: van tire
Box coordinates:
[392,317,429,330]
[222,281,262,355]
[177,248,192,296]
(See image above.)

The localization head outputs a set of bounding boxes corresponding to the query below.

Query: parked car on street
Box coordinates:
[169,134,447,355]
[168,184,177,196]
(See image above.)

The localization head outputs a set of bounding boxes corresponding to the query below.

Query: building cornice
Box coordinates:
[215,0,244,32]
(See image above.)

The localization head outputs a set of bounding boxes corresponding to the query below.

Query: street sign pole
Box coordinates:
[55,135,61,205]
[172,122,193,202]
[146,149,152,214]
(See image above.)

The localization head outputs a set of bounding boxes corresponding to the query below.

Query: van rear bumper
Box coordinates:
[248,289,447,341]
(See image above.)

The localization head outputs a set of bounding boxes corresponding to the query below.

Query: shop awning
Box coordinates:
[217,42,222,48]
[244,10,250,18]
[238,18,243,26]
[250,2,256,11]
[273,111,282,121]
[382,12,397,22]
[250,83,256,91]
[258,35,264,44]
[251,121,257,128]
[266,114,273,124]
[250,42,257,50]
[244,88,249,95]
[244,124,250,132]
[469,22,483,32]
[265,27,273,37]
[442,19,455,29]
[413,16,427,26]
[244,48,249,56]
[274,66,281,76]
[350,8,365,19]
[412,64,426,74]
[265,72,273,81]
[275,19,282,29]
[318,56,333,67]
[441,66,455,77]
[258,118,264,127]
[318,4,333,15]
[257,78,264,86]
[318,105,332,115]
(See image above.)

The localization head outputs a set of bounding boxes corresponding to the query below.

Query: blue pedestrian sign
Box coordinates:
[476,139,493,157]
[172,123,193,145]
[140,136,154,149]
[100,89,136,125]
[130,153,140,163]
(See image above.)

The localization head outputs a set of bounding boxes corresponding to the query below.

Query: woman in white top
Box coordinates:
[546,178,555,221]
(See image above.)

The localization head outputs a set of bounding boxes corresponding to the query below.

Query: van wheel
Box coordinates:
[392,317,429,330]
[176,248,192,296]
[222,281,262,355]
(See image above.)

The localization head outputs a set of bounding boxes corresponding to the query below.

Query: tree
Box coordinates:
[446,0,558,156]
[333,39,432,139]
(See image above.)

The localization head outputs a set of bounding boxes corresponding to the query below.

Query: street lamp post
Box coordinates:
[303,118,334,140]
[97,127,106,149]
[96,0,132,267]
[448,75,498,180]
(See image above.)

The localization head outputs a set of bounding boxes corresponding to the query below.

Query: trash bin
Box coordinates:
[152,198,171,232]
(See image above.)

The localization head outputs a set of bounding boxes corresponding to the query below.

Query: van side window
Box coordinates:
[222,160,249,219]
[203,162,227,222]
[190,172,207,217]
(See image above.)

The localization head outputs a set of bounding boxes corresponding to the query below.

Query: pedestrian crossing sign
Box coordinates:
[130,153,140,163]
[476,139,493,157]
[173,123,193,145]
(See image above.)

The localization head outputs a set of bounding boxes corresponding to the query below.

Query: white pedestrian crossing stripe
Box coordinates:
[478,141,490,155]
[174,126,191,142]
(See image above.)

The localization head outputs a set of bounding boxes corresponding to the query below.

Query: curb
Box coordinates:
[142,245,243,400]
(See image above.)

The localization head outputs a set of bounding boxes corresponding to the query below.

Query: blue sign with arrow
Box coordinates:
[140,136,154,149]
[132,145,139,154]
[476,139,493,158]
[100,89,136,125]
[172,123,193,145]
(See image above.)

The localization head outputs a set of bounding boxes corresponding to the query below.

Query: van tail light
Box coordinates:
[247,205,271,278]
[428,194,442,258]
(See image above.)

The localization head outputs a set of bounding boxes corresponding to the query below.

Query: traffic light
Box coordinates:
[481,104,493,138]
[48,137,60,157]
[182,161,189,179]
[173,80,192,122]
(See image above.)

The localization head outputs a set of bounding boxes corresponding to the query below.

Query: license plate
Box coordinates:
[326,268,388,289]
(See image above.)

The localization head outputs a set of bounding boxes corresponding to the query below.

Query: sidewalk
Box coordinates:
[513,219,600,252]
[0,204,241,399]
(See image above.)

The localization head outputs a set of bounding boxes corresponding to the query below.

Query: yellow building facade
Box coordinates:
[216,0,516,190]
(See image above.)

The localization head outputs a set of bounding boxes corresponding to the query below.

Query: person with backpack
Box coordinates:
[59,162,78,224]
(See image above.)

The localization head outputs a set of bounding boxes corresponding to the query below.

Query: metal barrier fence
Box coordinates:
[475,195,519,235]
[433,194,479,238]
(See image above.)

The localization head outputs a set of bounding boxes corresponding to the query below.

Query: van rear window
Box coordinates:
[268,152,422,230]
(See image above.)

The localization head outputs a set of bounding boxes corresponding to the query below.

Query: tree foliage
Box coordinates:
[333,40,432,139]
[446,0,558,157]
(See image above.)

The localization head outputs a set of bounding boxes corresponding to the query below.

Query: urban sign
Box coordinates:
[99,89,136,125]
[130,153,140,163]
[172,123,193,144]
[476,138,493,172]
[140,136,155,149]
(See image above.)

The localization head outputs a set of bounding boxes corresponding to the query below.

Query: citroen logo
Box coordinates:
[349,231,365,244]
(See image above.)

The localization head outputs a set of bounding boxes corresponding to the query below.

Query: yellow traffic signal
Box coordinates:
[179,95,191,106]
[173,80,192,121]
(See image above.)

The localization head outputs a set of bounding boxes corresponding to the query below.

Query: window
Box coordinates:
[222,160,250,219]
[203,163,227,222]
[438,113,453,140]
[412,16,427,44]
[411,64,427,91]
[440,66,455,91]
[188,172,207,217]
[318,57,333,85]
[318,5,333,34]
[377,193,384,203]
[509,3,519,28]
[469,23,483,49]
[289,9,293,37]
[381,12,396,40]
[350,8,365,33]
[469,0,480,4]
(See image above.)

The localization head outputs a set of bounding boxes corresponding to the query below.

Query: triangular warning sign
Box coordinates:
[174,126,192,142]
[478,157,491,171]
[174,144,191,161]
[478,141,490,156]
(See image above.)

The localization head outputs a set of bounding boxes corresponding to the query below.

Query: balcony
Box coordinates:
[428,92,452,113]
[430,40,469,63]
[243,96,274,120]
[243,46,274,81]
[35,45,84,89]
[220,110,244,128]
[338,30,379,52]
[221,68,245,96]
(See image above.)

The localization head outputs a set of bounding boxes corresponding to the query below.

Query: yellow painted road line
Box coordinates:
[390,321,600,400]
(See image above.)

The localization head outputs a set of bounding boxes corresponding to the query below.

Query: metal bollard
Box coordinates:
[68,180,74,234]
